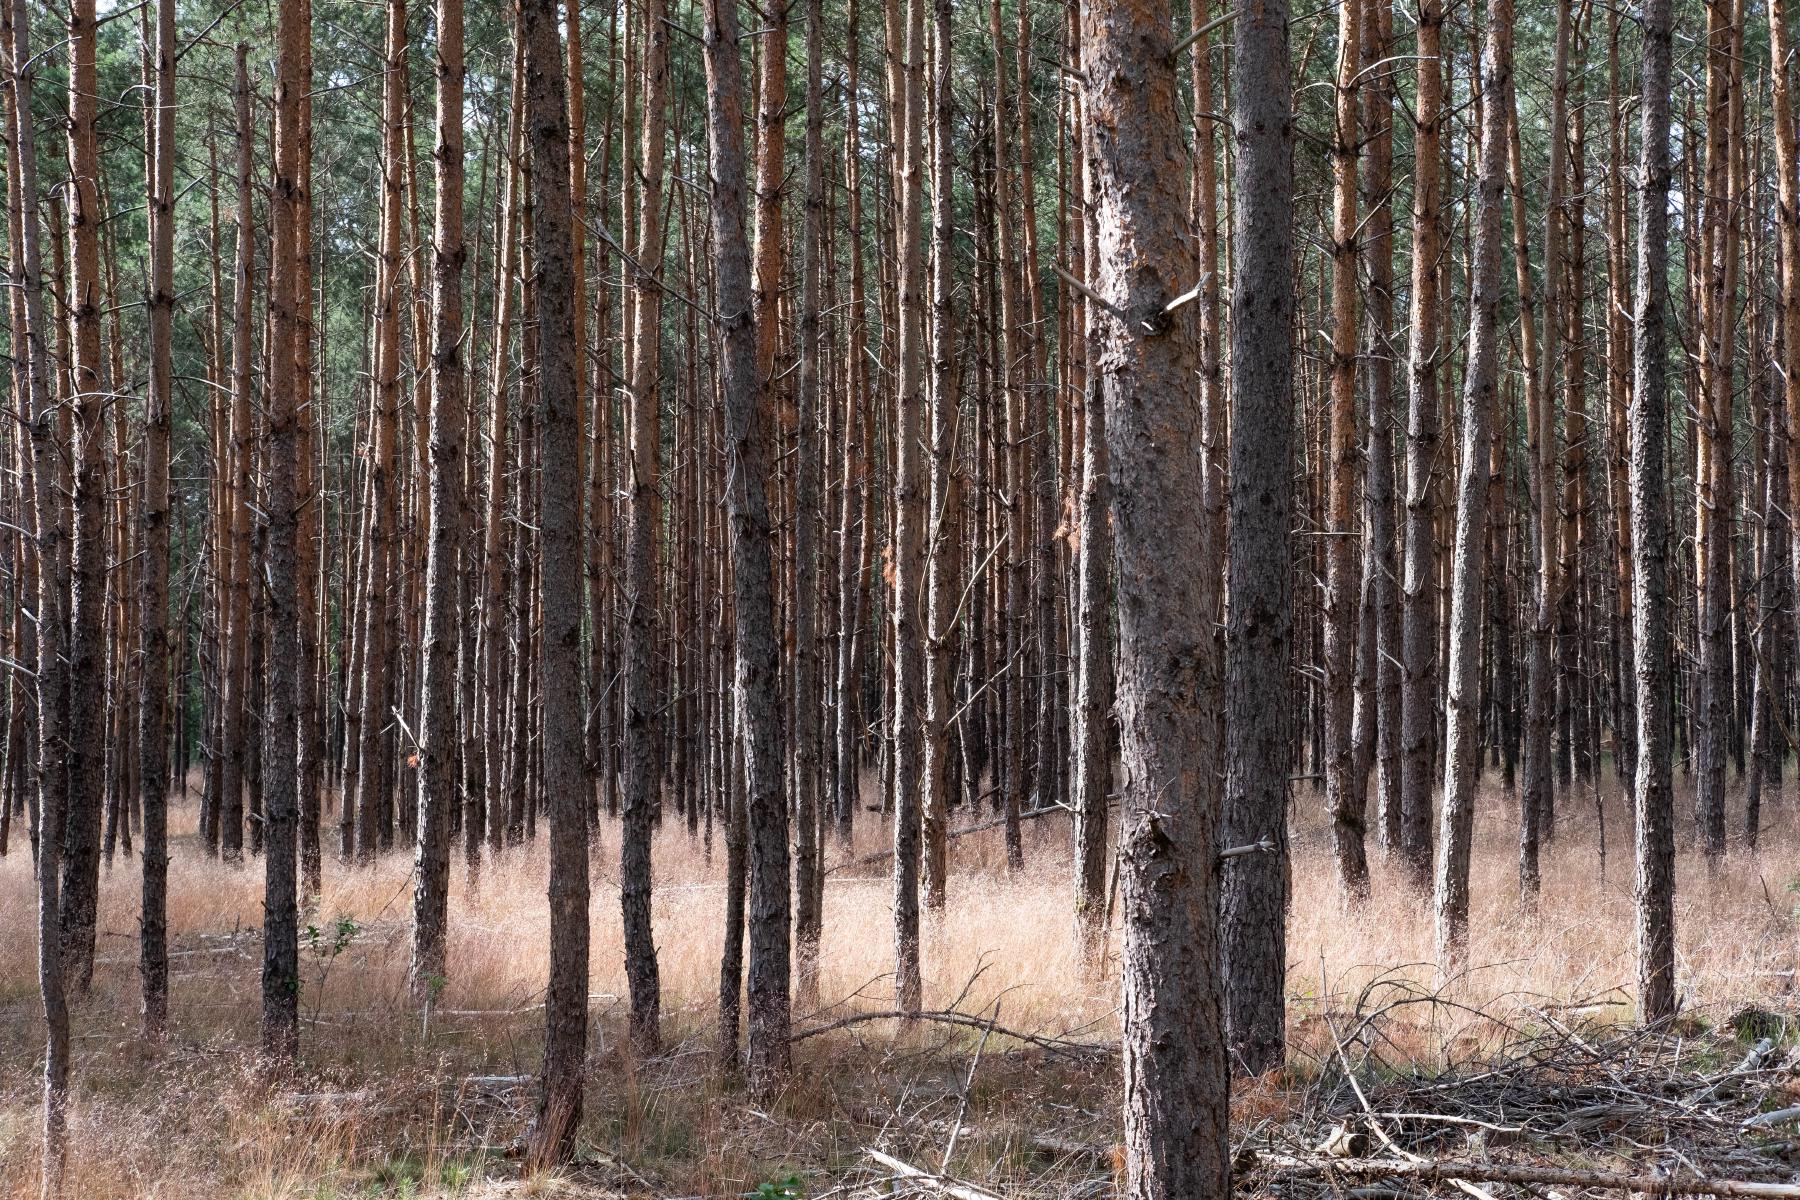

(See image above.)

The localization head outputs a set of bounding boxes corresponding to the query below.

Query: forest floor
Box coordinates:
[4,778,1800,1198]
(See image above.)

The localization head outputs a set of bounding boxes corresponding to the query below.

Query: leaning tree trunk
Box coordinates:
[1083,0,1230,1193]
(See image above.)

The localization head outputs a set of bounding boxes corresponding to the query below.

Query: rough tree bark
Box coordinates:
[519,0,591,1156]
[1222,0,1294,1078]
[1084,0,1229,1192]
[1632,0,1678,1023]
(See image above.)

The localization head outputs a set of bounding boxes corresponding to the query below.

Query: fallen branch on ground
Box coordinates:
[1255,1151,1800,1198]
[866,1147,1005,1200]
[791,1007,1111,1059]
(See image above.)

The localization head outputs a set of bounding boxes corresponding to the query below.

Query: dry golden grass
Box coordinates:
[1,774,1797,1197]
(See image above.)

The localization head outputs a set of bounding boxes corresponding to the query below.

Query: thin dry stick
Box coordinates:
[791,1007,1109,1059]
[941,1001,1000,1172]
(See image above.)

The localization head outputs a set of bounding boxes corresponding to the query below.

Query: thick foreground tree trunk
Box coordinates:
[1083,0,1230,1192]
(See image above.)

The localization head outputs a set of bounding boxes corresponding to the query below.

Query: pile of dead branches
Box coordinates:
[1244,972,1800,1198]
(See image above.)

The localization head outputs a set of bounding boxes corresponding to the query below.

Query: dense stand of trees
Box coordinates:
[0,0,1781,1191]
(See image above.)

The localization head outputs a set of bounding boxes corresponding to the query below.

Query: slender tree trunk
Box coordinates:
[921,0,955,913]
[791,0,826,1001]
[1434,0,1511,971]
[411,0,465,998]
[620,0,669,1057]
[701,0,791,1087]
[1070,18,1111,953]
[1632,0,1678,1023]
[1694,0,1740,862]
[1356,0,1401,859]
[261,0,307,1065]
[10,0,70,1176]
[1399,0,1443,891]
[137,0,175,1044]
[889,0,927,1016]
[1325,0,1366,900]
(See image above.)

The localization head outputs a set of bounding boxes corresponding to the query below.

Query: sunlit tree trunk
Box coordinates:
[1084,0,1229,1187]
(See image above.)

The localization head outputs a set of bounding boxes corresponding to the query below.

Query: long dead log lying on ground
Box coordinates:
[1256,1151,1800,1197]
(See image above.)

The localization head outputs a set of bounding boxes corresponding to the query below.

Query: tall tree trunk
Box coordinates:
[702,0,791,1088]
[791,0,826,1001]
[1356,0,1400,857]
[1775,0,1800,843]
[58,0,108,993]
[1070,14,1111,953]
[1221,0,1294,1077]
[137,0,175,1043]
[1519,0,1572,905]
[1084,0,1229,1191]
[1632,0,1678,1023]
[834,0,869,846]
[1434,0,1511,971]
[261,0,307,1065]
[1399,0,1443,891]
[620,0,669,1056]
[10,0,70,1175]
[1325,0,1366,900]
[518,0,590,1156]
[412,0,465,998]
[889,0,927,1015]
[1694,0,1740,862]
[921,0,955,913]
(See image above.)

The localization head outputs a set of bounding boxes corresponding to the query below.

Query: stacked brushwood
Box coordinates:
[1241,974,1800,1198]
